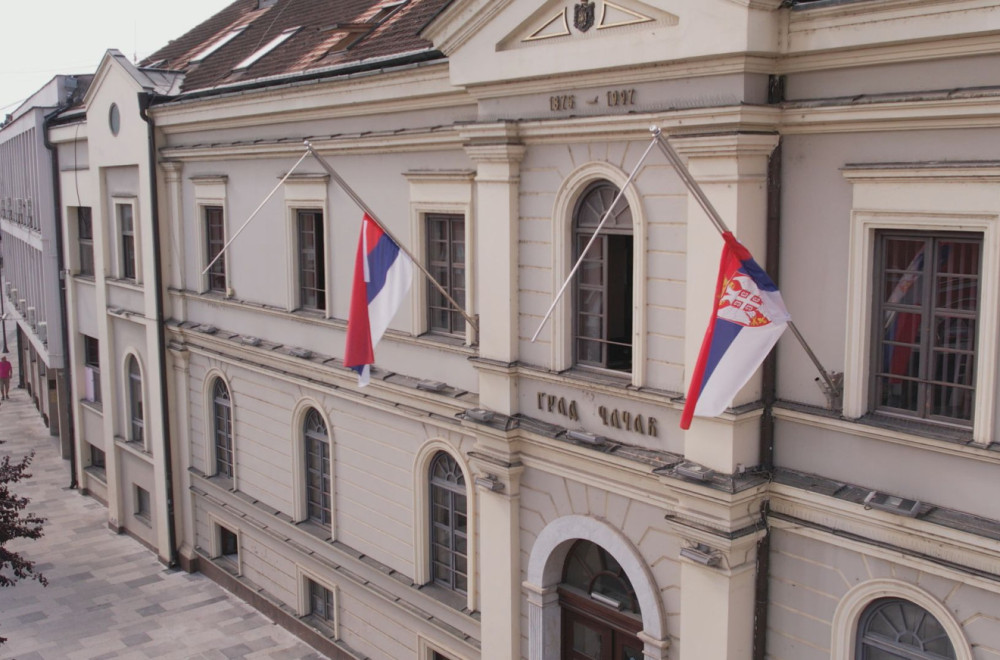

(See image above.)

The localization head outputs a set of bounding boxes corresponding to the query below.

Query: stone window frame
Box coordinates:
[112,196,140,282]
[282,175,330,315]
[842,165,1000,445]
[550,161,647,386]
[296,567,340,638]
[830,578,971,660]
[191,176,229,295]
[291,399,336,537]
[412,440,477,612]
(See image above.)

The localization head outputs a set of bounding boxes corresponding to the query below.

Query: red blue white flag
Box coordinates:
[344,213,413,386]
[680,232,789,429]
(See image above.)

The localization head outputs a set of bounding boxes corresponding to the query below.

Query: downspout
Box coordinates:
[139,91,178,568]
[752,74,785,660]
[43,103,78,490]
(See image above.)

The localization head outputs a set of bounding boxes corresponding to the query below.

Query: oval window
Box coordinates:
[109,103,120,136]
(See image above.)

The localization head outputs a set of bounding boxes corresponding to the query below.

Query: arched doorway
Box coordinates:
[560,540,644,660]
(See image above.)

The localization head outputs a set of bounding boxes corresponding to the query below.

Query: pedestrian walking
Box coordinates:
[0,354,12,399]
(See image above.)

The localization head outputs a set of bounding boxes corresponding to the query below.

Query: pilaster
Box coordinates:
[161,161,186,322]
[463,123,525,415]
[468,424,523,660]
[675,133,780,474]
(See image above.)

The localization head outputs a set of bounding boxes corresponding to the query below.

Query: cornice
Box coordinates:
[769,482,1000,593]
[779,94,1000,134]
[421,0,516,56]
[152,63,468,134]
[773,406,1000,466]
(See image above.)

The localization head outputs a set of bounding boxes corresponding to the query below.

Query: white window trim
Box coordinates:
[208,515,243,576]
[122,352,148,452]
[830,578,972,660]
[418,635,469,660]
[192,176,229,295]
[406,170,475,343]
[190,26,247,63]
[296,567,340,638]
[283,176,329,314]
[112,196,140,283]
[203,369,237,485]
[843,166,1000,445]
[412,440,477,613]
[291,398,335,535]
[550,161,647,386]
[234,27,300,70]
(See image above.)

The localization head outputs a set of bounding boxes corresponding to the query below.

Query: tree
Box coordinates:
[0,440,47,645]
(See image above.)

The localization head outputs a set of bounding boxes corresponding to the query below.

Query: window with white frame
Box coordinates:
[429,452,467,594]
[572,181,633,373]
[297,209,325,311]
[83,335,101,403]
[426,213,466,336]
[872,232,980,426]
[304,409,331,526]
[205,206,226,293]
[76,207,94,276]
[842,165,1000,444]
[118,202,136,280]
[212,378,233,478]
[856,598,956,659]
[126,356,144,446]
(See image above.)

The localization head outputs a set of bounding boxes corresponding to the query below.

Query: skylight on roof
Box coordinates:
[191,27,247,63]
[370,0,408,23]
[233,27,300,70]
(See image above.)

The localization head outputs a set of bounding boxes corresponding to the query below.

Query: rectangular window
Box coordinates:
[118,203,136,280]
[83,335,101,403]
[305,435,331,525]
[219,526,238,559]
[205,206,226,292]
[135,485,151,523]
[873,232,981,425]
[89,444,106,469]
[426,214,465,335]
[77,207,94,276]
[308,580,335,623]
[297,210,325,310]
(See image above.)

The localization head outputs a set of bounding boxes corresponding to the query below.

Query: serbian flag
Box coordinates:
[680,232,790,429]
[344,213,413,386]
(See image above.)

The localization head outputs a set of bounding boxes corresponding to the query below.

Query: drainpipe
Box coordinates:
[43,102,78,489]
[139,91,179,568]
[752,75,784,658]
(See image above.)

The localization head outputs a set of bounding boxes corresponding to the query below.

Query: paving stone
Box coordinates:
[0,321,326,660]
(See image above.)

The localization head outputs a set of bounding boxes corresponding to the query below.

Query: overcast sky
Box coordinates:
[1,0,236,115]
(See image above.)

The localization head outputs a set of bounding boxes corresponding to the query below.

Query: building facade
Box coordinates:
[41,0,1000,658]
[0,75,88,458]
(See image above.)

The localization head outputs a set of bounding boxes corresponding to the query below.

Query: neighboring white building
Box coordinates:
[0,74,89,460]
[38,0,1000,658]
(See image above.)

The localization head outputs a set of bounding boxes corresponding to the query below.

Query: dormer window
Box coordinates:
[370,0,407,23]
[190,27,247,63]
[233,27,300,70]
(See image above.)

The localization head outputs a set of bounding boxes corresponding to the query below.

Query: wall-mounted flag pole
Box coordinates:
[650,126,840,419]
[530,134,660,343]
[303,141,477,333]
[201,147,311,276]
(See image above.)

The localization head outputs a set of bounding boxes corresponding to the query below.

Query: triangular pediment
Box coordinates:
[502,0,678,49]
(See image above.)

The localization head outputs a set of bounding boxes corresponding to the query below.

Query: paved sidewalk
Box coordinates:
[0,327,326,659]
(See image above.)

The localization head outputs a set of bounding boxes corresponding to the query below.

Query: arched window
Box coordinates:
[127,356,144,445]
[212,379,233,478]
[857,598,956,659]
[304,409,331,526]
[560,540,643,660]
[429,452,467,594]
[573,181,633,372]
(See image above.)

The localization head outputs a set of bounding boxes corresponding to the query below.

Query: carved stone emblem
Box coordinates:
[574,0,595,32]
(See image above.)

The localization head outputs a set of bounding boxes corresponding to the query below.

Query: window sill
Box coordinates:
[107,277,143,291]
[116,437,153,464]
[80,399,103,414]
[134,513,152,528]
[418,583,469,614]
[297,519,333,543]
[84,465,107,484]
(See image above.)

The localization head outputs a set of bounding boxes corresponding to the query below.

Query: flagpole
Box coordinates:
[529,135,660,343]
[650,126,839,398]
[303,141,478,332]
[201,148,311,276]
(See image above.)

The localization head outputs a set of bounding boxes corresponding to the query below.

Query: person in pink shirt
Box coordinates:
[0,354,11,400]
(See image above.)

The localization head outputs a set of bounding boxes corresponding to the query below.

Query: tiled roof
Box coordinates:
[139,0,451,94]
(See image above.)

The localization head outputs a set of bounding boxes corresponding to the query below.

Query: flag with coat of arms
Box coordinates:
[680,232,790,429]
